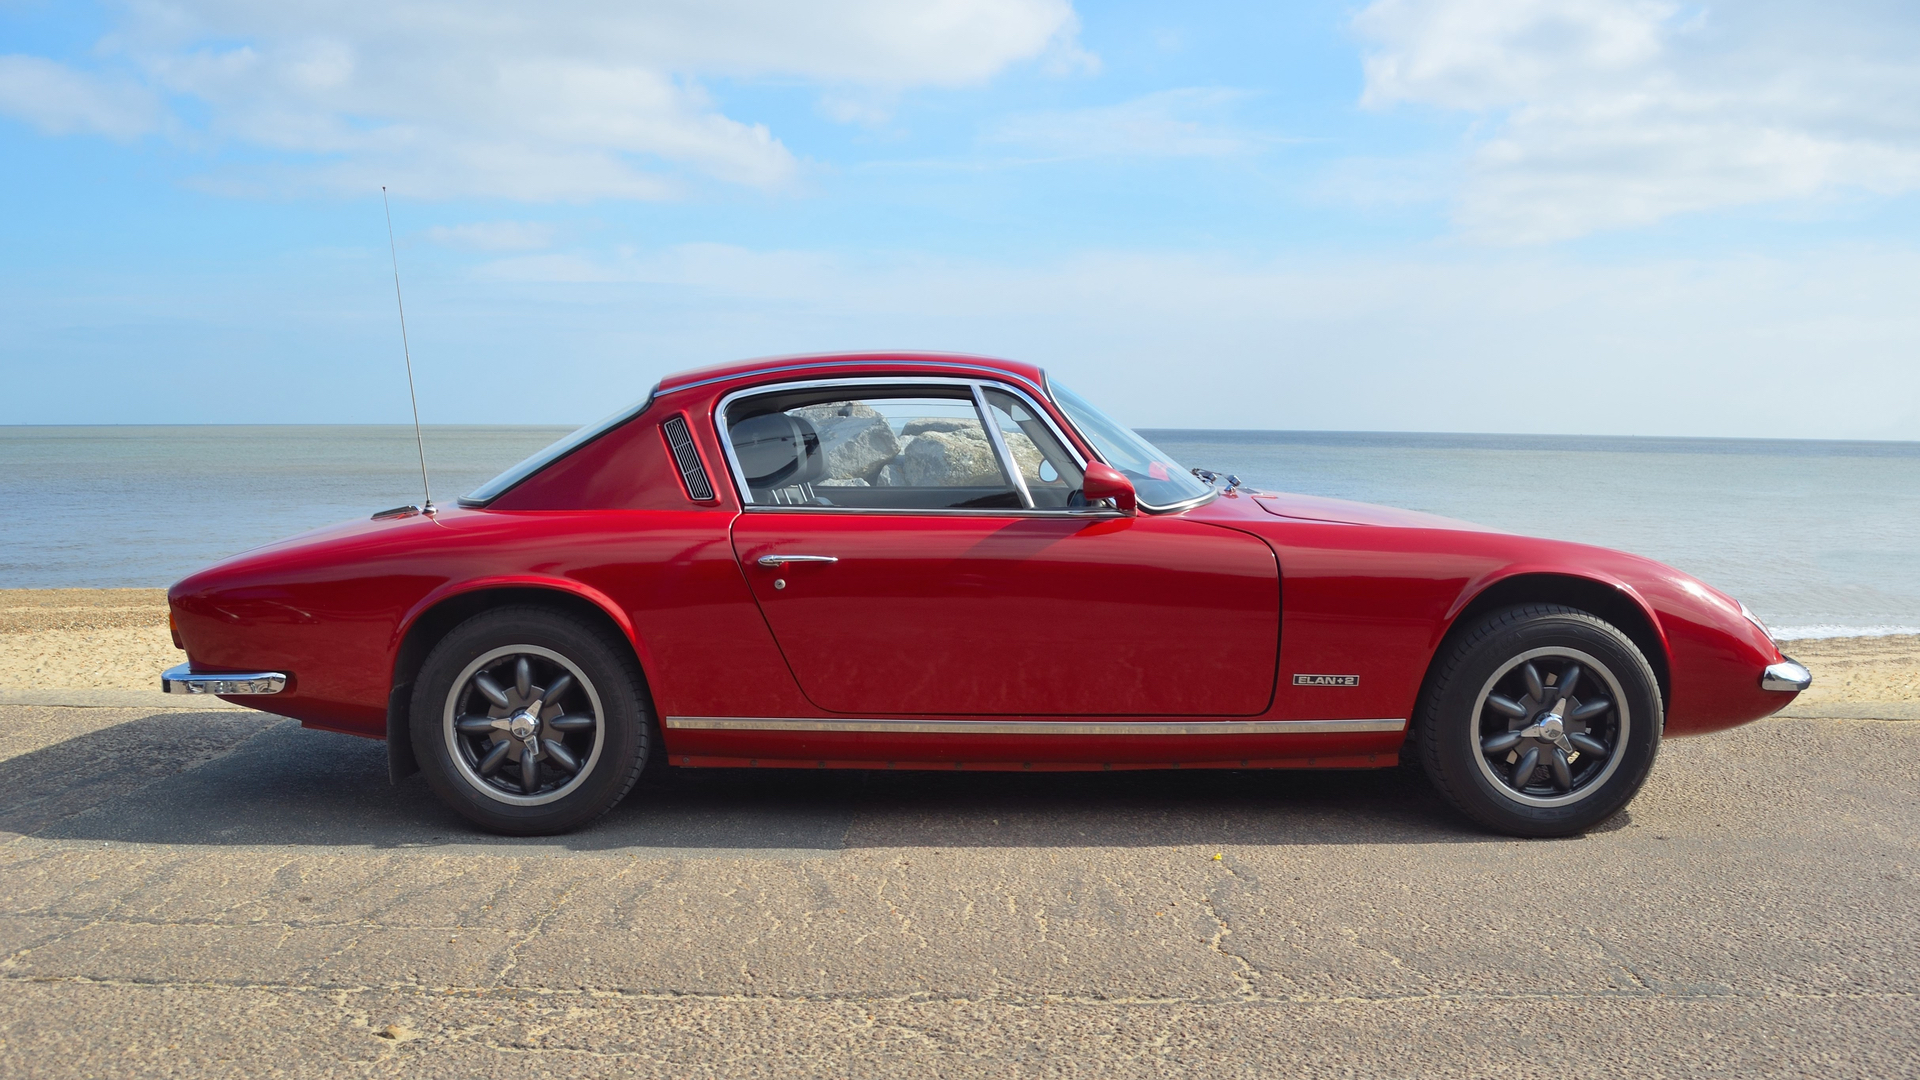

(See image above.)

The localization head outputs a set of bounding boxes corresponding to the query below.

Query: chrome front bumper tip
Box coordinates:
[1761,658,1812,693]
[161,663,287,696]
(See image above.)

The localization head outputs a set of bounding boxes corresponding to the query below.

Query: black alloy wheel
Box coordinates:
[445,646,602,804]
[411,606,653,835]
[1415,604,1663,837]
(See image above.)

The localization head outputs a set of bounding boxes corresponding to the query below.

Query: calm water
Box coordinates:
[0,426,571,595]
[3,425,1915,639]
[1151,430,1920,640]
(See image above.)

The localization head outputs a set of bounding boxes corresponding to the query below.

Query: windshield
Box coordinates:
[1049,382,1212,509]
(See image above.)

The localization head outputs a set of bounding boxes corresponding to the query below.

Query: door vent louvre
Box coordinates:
[662,415,715,501]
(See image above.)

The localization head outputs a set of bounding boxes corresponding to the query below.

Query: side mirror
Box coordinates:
[1081,462,1137,515]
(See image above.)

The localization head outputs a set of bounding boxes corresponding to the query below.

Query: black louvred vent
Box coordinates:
[663,415,715,501]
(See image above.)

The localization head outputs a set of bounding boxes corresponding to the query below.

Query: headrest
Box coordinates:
[731,412,822,489]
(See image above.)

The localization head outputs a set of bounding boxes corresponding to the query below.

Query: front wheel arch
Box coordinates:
[1426,572,1670,718]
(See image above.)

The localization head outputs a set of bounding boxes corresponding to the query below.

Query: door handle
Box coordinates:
[757,554,839,567]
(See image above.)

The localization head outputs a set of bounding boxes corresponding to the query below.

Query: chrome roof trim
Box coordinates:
[659,357,1049,399]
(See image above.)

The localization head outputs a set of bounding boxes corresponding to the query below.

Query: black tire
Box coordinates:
[1417,604,1662,837]
[410,606,653,835]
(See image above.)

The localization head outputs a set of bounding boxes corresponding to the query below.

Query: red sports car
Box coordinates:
[163,352,1809,837]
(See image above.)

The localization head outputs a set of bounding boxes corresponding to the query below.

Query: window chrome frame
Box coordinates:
[972,382,1035,509]
[714,376,1106,517]
[1040,374,1218,515]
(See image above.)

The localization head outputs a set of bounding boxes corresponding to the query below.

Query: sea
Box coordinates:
[3,425,1915,641]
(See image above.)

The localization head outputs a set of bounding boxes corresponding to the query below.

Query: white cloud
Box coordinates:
[0,54,162,139]
[987,88,1257,158]
[1354,0,1920,241]
[816,91,900,128]
[423,221,557,251]
[0,0,1083,200]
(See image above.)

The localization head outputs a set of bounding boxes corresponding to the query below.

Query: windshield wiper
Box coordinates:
[1190,468,1242,492]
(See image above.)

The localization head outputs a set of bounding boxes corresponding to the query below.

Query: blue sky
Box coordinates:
[3,0,1919,438]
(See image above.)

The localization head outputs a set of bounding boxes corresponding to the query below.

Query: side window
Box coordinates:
[724,388,1025,510]
[981,388,1086,510]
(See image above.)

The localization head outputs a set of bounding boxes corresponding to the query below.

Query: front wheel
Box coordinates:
[411,606,653,835]
[1416,605,1662,837]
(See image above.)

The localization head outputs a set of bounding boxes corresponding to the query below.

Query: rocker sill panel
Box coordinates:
[663,716,1407,736]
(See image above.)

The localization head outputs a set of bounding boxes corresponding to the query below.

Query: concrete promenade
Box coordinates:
[0,704,1914,1077]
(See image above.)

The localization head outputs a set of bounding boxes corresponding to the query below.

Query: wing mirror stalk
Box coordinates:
[1081,462,1137,515]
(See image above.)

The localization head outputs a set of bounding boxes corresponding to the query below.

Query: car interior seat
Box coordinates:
[730,412,825,502]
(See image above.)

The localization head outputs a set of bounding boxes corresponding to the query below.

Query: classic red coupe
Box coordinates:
[163,352,1809,837]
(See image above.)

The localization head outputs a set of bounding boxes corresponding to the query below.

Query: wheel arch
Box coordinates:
[1424,572,1671,717]
[384,580,654,782]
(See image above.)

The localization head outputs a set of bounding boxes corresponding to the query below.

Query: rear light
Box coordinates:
[169,610,183,650]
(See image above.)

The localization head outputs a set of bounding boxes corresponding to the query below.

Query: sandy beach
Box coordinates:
[1,589,178,693]
[1,588,1913,717]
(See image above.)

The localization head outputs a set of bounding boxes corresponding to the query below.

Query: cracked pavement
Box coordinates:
[0,705,1914,1077]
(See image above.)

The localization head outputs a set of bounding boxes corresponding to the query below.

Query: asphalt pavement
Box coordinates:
[0,704,1914,1078]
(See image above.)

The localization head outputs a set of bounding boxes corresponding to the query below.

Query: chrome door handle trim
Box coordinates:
[756,554,839,567]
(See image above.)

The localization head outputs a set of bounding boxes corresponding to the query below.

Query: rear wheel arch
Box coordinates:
[386,585,654,781]
[1425,573,1670,716]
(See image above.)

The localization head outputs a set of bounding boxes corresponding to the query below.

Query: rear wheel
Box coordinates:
[1417,605,1662,837]
[411,606,652,835]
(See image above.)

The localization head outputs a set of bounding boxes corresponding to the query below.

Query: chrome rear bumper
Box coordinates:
[1761,658,1812,693]
[161,663,287,696]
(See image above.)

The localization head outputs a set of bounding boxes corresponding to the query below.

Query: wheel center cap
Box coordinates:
[1537,715,1564,739]
[508,711,540,740]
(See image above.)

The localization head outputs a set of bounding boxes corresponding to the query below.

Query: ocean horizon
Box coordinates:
[5,423,1916,641]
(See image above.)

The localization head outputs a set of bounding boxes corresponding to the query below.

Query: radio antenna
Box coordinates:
[381,185,434,513]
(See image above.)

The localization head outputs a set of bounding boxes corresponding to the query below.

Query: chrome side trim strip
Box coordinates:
[1761,658,1812,692]
[161,663,287,696]
[663,716,1406,736]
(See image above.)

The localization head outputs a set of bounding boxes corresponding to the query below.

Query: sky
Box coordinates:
[2,0,1918,438]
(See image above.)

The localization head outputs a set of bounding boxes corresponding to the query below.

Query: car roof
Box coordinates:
[653,351,1051,397]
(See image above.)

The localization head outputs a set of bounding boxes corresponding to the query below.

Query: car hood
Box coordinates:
[1245,490,1499,532]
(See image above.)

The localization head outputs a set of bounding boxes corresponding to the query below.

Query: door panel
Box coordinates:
[730,513,1279,716]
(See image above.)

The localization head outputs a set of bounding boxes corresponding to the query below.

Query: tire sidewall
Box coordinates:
[411,607,649,835]
[1423,608,1662,837]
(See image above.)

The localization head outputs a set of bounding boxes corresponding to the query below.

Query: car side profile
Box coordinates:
[163,352,1811,837]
